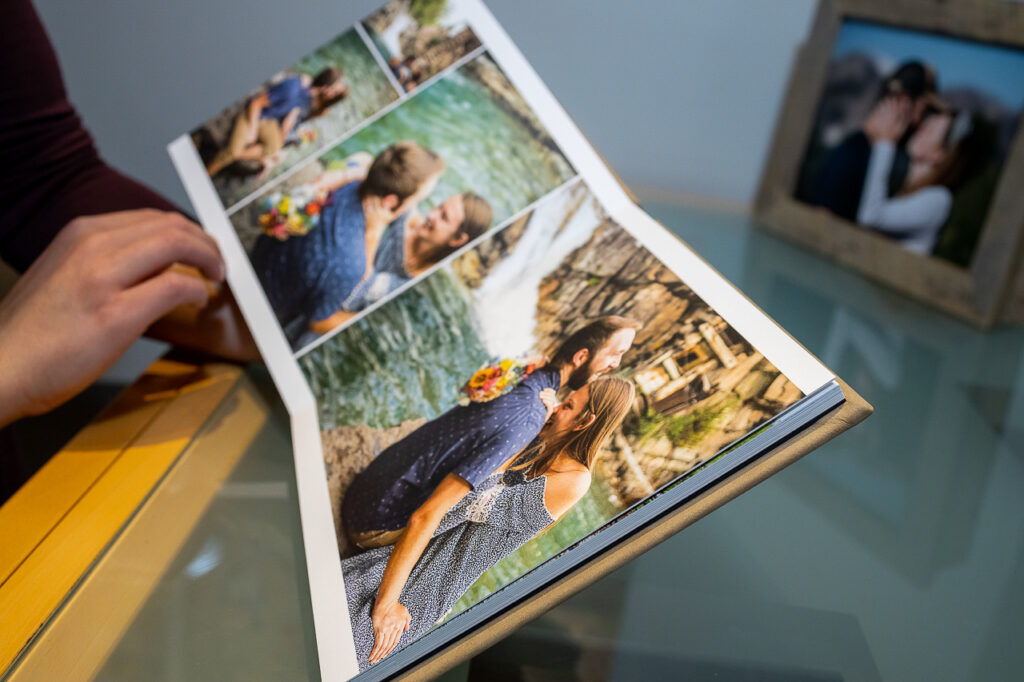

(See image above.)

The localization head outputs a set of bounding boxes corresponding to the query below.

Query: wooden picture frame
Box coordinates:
[754,0,1024,327]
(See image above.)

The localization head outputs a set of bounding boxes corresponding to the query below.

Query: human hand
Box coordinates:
[0,210,225,427]
[369,600,411,664]
[145,275,259,363]
[363,196,397,242]
[864,96,911,144]
[539,388,558,420]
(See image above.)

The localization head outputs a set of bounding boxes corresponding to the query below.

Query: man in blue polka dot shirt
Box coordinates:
[251,142,445,347]
[342,316,642,549]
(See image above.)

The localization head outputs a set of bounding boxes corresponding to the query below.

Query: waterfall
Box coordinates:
[378,12,414,58]
[472,183,602,358]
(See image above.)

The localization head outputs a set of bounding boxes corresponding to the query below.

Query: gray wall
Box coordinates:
[33,0,815,207]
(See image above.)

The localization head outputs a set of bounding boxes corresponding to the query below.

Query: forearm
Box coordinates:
[857,143,949,237]
[856,142,896,228]
[375,513,440,607]
[313,168,360,196]
[363,235,382,281]
[308,308,357,335]
[280,109,300,140]
[246,99,264,136]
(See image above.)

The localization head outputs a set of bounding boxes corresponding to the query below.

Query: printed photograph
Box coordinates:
[363,0,482,93]
[231,53,575,351]
[298,182,805,671]
[191,28,399,208]
[793,19,1024,266]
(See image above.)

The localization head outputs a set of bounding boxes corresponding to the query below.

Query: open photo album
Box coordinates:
[168,1,868,679]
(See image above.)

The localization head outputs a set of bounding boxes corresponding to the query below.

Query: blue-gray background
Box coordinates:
[32,0,815,209]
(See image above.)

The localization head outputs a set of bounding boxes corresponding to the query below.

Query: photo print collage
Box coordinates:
[172,0,841,675]
[191,0,582,354]
[302,180,807,657]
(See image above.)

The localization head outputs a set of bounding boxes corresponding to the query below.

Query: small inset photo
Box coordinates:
[362,0,483,93]
[191,28,400,209]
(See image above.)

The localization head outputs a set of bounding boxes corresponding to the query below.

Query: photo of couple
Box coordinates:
[191,29,399,208]
[795,20,1024,267]
[301,183,806,671]
[231,53,575,351]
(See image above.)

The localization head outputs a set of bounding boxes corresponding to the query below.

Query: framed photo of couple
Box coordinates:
[168,0,869,679]
[755,0,1024,327]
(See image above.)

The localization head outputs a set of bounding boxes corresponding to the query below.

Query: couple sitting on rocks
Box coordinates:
[338,315,642,670]
[205,67,350,179]
[251,141,493,347]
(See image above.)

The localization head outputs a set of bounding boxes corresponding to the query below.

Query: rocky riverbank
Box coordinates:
[321,417,426,553]
[533,218,717,368]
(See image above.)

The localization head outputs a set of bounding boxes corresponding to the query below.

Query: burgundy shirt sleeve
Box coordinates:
[0,0,180,273]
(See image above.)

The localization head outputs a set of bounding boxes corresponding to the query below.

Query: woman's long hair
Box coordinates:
[902,110,992,196]
[308,67,348,118]
[512,377,636,478]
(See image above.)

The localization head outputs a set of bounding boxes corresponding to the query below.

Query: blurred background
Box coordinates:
[5,1,1023,680]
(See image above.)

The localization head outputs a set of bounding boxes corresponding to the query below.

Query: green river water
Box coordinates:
[300,268,488,430]
[321,55,575,227]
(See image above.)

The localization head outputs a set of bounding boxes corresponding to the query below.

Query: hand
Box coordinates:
[363,195,397,242]
[0,210,225,426]
[539,388,558,420]
[369,600,411,664]
[145,275,259,363]
[864,96,911,144]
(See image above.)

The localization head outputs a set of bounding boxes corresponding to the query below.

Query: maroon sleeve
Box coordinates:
[0,0,181,273]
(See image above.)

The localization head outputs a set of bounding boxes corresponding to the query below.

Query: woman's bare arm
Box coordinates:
[369,473,471,663]
[279,107,302,142]
[541,469,591,523]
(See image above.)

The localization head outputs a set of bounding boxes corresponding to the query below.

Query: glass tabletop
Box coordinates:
[477,200,1024,682]
[9,199,1023,681]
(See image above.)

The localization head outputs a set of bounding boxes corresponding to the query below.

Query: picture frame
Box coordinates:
[754,0,1024,327]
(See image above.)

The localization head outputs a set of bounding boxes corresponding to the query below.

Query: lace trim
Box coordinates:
[465,484,504,523]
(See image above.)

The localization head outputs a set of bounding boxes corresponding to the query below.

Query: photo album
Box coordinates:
[168,1,870,679]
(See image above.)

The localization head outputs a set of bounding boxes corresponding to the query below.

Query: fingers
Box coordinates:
[369,624,403,664]
[382,627,401,658]
[369,633,382,663]
[108,217,225,286]
[369,628,388,663]
[369,619,405,664]
[116,268,211,335]
[58,210,224,287]
[62,208,170,239]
